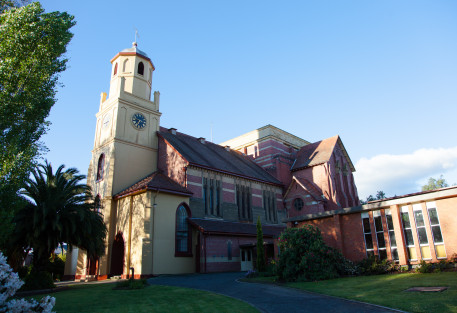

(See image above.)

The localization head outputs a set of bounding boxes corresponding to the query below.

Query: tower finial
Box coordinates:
[133,28,139,47]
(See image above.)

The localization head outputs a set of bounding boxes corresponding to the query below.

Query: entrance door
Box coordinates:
[240,248,253,271]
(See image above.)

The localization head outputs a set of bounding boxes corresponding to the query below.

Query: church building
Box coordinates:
[63,42,361,280]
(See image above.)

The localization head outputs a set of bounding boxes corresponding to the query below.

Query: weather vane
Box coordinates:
[134,28,139,45]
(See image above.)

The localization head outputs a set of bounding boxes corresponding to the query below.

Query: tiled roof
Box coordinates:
[114,171,192,198]
[189,218,285,238]
[159,130,282,185]
[291,136,339,171]
[294,177,324,201]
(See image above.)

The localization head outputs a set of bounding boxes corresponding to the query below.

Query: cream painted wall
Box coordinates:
[151,192,195,274]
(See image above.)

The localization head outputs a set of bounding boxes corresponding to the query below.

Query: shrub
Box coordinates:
[45,255,66,281]
[357,256,398,275]
[276,225,351,281]
[416,260,434,273]
[0,251,55,312]
[20,271,56,291]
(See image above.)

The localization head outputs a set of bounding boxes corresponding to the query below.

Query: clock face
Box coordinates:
[102,113,111,129]
[132,112,147,129]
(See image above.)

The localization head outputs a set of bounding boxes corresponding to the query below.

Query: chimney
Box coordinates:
[169,128,177,135]
[198,137,206,144]
[225,145,230,151]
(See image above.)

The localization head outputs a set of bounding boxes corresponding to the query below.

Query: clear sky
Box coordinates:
[39,0,457,199]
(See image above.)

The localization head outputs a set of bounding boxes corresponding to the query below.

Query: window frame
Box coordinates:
[401,206,418,261]
[426,202,447,259]
[373,210,387,260]
[384,209,399,261]
[175,203,192,257]
[361,212,375,258]
[137,61,144,76]
[96,154,105,181]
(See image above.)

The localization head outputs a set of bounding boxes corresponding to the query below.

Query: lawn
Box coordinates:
[251,272,457,313]
[36,281,258,313]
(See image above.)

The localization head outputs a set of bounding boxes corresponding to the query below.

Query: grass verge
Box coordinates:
[249,272,457,313]
[33,281,258,313]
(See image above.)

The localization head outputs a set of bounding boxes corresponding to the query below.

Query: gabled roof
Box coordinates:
[158,130,282,185]
[291,135,355,172]
[114,171,192,199]
[189,218,285,238]
[284,176,325,202]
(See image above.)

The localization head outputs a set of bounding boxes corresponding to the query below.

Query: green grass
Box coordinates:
[35,282,258,313]
[251,272,457,313]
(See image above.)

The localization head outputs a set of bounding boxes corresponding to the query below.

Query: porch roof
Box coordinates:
[188,218,285,238]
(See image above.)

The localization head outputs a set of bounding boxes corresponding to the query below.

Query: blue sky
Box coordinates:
[39,0,457,199]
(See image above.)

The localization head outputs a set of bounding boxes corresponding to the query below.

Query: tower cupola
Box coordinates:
[108,42,155,101]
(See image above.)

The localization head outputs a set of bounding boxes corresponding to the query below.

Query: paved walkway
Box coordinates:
[148,272,402,313]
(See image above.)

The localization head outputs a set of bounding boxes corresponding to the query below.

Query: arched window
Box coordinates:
[96,154,105,181]
[137,62,144,75]
[113,63,118,76]
[123,59,129,72]
[175,204,192,256]
[294,198,304,211]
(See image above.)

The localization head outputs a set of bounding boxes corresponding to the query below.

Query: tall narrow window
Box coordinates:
[176,205,191,256]
[227,241,232,260]
[426,202,446,258]
[113,63,118,76]
[203,178,208,215]
[216,181,221,216]
[209,179,214,215]
[373,211,387,259]
[96,154,105,181]
[413,204,431,259]
[361,212,374,257]
[401,206,417,260]
[237,185,251,221]
[137,62,144,75]
[385,209,399,261]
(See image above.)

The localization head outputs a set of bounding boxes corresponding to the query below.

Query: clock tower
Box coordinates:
[84,42,161,277]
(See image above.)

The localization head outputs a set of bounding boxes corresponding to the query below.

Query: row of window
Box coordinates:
[203,178,221,217]
[113,60,152,81]
[362,202,445,261]
[202,179,277,222]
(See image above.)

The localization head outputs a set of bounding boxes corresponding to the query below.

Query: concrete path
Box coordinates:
[148,272,402,313]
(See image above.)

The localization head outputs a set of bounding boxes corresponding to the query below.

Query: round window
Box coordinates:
[294,198,304,211]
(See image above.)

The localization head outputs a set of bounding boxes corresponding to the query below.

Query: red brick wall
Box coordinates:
[158,137,188,187]
[435,197,457,259]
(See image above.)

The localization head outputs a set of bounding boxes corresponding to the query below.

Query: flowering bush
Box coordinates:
[277,225,353,281]
[0,251,55,312]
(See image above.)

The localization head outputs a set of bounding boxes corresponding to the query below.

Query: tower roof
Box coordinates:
[110,42,155,70]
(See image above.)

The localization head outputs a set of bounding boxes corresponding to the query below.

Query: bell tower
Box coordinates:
[76,43,161,278]
[89,42,161,198]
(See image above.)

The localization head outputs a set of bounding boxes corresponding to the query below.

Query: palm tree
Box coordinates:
[12,161,107,272]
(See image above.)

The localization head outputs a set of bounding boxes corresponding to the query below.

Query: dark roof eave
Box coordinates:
[114,186,192,200]
[188,162,283,186]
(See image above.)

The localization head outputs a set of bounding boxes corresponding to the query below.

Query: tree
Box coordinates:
[256,217,265,272]
[361,191,387,204]
[276,226,349,281]
[0,2,75,248]
[10,162,106,272]
[422,175,449,191]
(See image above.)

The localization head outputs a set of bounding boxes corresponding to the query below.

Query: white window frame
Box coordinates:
[384,209,399,261]
[426,201,447,259]
[373,211,387,259]
[401,206,417,261]
[361,212,374,257]
[412,204,431,260]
